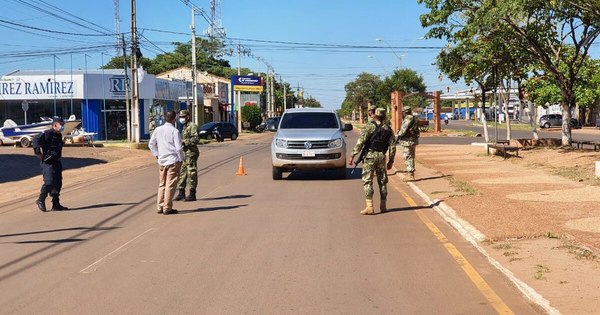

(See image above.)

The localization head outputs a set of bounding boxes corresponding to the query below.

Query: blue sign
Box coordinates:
[231,75,263,92]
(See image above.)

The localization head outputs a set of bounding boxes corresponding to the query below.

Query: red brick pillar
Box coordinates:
[391,91,404,133]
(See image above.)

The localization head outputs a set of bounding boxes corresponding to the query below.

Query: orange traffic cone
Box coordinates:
[236,156,246,176]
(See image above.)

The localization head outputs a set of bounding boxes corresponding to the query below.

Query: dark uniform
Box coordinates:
[33,117,67,211]
[352,108,396,214]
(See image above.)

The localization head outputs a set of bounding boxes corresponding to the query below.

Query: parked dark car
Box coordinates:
[198,122,238,140]
[255,117,281,132]
[539,114,581,129]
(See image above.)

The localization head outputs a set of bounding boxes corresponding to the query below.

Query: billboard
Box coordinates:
[232,75,263,92]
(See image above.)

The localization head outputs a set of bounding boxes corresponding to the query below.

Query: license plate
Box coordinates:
[302,150,315,157]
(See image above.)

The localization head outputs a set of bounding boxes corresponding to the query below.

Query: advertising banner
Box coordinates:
[232,75,263,92]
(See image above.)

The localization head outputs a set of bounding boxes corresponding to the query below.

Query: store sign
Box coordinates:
[232,75,263,92]
[0,80,74,98]
[218,82,228,103]
[109,75,128,96]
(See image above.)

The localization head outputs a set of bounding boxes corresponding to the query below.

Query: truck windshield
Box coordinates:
[279,112,339,129]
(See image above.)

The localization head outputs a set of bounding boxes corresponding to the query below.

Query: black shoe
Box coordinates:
[51,204,69,211]
[162,209,178,215]
[36,200,47,212]
[184,192,196,202]
[173,189,185,201]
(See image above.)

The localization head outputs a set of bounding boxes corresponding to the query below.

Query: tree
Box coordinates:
[303,96,322,108]
[344,73,383,123]
[419,0,600,145]
[525,56,600,124]
[378,68,428,109]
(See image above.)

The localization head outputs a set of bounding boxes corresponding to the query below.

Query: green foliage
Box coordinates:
[303,96,321,108]
[241,105,261,128]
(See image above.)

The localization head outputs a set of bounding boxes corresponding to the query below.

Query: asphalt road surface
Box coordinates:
[0,131,541,314]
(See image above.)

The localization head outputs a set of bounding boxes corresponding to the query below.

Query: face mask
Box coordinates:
[58,125,65,133]
[179,118,186,124]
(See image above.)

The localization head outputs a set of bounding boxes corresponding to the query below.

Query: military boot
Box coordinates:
[360,199,374,215]
[51,195,68,211]
[174,189,185,201]
[403,172,415,182]
[184,189,196,202]
[36,193,47,212]
[380,199,387,213]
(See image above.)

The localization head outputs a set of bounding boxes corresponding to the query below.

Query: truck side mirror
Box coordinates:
[342,123,353,131]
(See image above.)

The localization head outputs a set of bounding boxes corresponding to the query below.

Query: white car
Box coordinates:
[271,108,353,180]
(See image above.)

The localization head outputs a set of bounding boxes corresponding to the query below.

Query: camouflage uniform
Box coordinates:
[175,110,199,201]
[352,108,396,214]
[396,107,420,175]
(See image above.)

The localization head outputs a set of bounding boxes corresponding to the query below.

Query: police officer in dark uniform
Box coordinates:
[33,117,68,212]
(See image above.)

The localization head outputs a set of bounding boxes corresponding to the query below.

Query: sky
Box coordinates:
[1,0,596,109]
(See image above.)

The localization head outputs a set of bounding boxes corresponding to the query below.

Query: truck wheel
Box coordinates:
[20,137,31,148]
[231,133,238,141]
[272,167,283,180]
[543,122,550,128]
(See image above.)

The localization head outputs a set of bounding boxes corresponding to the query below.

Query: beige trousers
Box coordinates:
[157,162,182,211]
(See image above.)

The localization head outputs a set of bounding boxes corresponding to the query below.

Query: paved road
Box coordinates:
[0,132,540,314]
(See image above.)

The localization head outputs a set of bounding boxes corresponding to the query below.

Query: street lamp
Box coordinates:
[375,38,402,68]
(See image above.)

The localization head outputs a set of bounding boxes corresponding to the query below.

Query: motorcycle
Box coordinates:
[212,127,224,142]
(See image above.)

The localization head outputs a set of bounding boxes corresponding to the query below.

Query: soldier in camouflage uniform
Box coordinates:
[367,104,376,122]
[351,108,397,215]
[396,105,420,182]
[174,110,200,201]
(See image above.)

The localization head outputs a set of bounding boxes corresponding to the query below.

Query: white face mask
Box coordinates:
[179,118,186,124]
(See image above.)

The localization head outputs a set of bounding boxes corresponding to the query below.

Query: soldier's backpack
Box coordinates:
[369,122,393,153]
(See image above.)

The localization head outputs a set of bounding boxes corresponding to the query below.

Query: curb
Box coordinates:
[401,173,561,315]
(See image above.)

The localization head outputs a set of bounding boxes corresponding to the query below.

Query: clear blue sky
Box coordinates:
[1,1,596,108]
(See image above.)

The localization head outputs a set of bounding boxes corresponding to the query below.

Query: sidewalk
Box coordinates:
[395,143,600,314]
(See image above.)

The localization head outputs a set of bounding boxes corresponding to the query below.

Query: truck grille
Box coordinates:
[277,153,341,160]
[287,140,330,149]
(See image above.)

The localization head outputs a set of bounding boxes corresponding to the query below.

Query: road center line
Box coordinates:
[79,228,157,274]
[391,180,514,315]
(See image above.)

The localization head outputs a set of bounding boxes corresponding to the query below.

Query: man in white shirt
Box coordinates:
[149,111,184,215]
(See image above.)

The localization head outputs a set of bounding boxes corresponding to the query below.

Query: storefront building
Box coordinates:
[0,69,199,140]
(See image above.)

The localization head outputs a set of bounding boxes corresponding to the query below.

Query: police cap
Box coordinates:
[179,109,189,116]
[375,108,386,118]
[52,117,64,124]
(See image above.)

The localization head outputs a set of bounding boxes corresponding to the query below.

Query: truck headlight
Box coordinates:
[275,138,288,148]
[199,130,207,134]
[328,138,342,148]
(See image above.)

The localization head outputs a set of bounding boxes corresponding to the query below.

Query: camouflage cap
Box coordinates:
[367,104,377,111]
[179,109,189,116]
[375,107,386,118]
[402,105,412,112]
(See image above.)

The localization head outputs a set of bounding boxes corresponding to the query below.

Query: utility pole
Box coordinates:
[237,41,242,132]
[270,72,275,115]
[191,7,200,125]
[266,64,270,117]
[122,34,131,142]
[283,77,287,110]
[130,0,140,143]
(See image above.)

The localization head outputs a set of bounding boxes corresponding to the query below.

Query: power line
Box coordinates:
[0,18,115,36]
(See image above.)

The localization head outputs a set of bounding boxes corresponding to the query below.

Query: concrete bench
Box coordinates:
[487,143,520,159]
[572,140,600,151]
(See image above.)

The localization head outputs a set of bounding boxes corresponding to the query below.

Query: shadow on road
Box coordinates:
[413,175,448,182]
[178,204,248,214]
[8,238,86,244]
[200,194,252,201]
[285,168,362,181]
[67,203,137,211]
[0,226,119,238]
[0,154,107,183]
